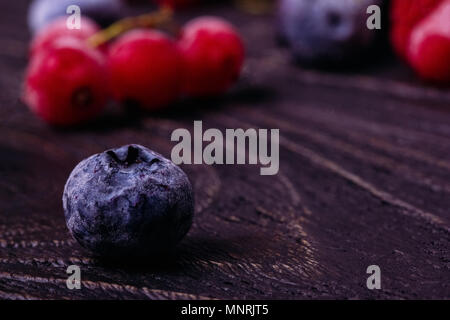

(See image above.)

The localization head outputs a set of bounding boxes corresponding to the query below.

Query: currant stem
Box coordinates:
[87,6,174,48]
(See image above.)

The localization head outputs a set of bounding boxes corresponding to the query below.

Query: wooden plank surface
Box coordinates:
[0,1,449,299]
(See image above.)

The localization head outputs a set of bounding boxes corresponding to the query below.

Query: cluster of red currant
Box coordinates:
[23,10,245,126]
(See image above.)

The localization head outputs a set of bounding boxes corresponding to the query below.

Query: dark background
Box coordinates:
[0,0,449,299]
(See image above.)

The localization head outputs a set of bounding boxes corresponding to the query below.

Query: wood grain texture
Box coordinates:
[0,1,449,300]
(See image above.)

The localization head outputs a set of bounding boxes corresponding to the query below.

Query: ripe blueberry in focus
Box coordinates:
[23,38,108,126]
[63,145,194,258]
[108,30,182,110]
[30,16,100,57]
[277,0,384,64]
[28,0,123,34]
[178,16,245,97]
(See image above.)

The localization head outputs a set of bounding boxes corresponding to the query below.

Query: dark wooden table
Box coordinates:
[0,1,449,300]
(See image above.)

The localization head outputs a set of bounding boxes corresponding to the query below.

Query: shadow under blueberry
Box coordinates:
[83,233,269,275]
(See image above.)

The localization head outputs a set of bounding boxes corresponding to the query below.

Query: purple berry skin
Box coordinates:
[63,145,194,258]
[28,0,124,34]
[277,0,384,64]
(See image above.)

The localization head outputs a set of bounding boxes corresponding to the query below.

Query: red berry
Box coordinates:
[408,0,450,84]
[30,16,100,57]
[390,0,444,59]
[154,0,199,9]
[178,16,245,97]
[24,38,109,126]
[108,29,182,110]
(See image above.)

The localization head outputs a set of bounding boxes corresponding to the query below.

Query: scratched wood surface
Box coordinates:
[0,1,449,300]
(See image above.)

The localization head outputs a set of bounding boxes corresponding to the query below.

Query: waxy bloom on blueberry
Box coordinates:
[63,144,194,258]
[178,16,245,97]
[23,38,108,126]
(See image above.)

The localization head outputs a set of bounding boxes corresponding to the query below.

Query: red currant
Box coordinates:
[108,29,182,110]
[408,0,450,84]
[30,16,100,57]
[24,38,109,126]
[178,16,245,97]
[154,0,199,9]
[390,0,444,59]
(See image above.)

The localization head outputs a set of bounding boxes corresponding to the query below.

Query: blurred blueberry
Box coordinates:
[277,0,384,65]
[28,0,124,34]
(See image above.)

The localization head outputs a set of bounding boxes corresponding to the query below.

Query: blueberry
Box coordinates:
[28,0,124,34]
[277,0,384,64]
[63,144,194,258]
